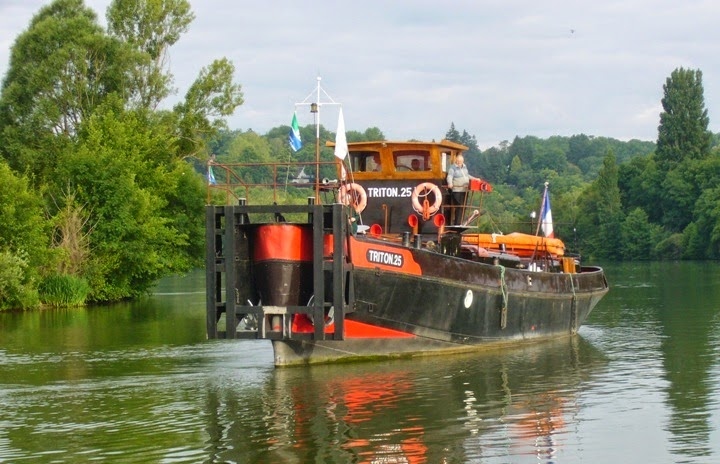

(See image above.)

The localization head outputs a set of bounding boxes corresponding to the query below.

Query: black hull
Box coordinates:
[206,203,609,368]
[352,257,606,341]
[273,237,608,366]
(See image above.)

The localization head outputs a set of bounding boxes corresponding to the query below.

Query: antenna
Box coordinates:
[295,77,342,202]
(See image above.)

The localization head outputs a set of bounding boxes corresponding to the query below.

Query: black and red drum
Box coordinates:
[252,224,314,306]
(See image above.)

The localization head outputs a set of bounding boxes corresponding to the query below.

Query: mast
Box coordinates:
[295,77,341,203]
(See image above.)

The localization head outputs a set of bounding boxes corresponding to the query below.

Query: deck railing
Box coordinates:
[206,160,341,205]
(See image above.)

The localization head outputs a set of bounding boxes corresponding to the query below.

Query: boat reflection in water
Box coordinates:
[203,335,605,463]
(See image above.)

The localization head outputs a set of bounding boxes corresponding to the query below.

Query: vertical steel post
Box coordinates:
[332,203,345,340]
[205,206,219,339]
[224,205,237,339]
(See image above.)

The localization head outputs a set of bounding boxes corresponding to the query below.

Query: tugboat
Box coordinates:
[205,87,608,367]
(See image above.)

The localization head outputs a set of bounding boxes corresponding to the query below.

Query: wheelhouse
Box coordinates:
[337,139,468,182]
[326,139,471,236]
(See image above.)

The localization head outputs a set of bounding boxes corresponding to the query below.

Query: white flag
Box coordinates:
[334,108,348,160]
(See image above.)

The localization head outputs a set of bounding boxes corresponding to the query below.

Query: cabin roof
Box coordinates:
[326,139,468,151]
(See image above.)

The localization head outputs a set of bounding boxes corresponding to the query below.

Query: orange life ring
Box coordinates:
[411,182,442,219]
[339,183,368,213]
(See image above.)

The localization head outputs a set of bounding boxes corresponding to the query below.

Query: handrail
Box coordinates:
[206,160,341,205]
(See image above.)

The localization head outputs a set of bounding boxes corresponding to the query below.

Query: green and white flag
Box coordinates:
[289,111,302,152]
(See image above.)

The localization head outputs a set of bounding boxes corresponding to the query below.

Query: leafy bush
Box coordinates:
[0,250,40,310]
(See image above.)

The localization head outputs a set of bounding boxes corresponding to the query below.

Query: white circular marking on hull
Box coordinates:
[464,289,473,308]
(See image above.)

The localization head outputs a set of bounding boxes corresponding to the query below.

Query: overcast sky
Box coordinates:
[2,0,720,148]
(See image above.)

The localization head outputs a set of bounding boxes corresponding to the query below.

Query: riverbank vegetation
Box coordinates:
[0,0,242,309]
[0,2,716,310]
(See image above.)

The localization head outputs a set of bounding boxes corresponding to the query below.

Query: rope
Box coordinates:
[568,269,578,333]
[497,264,508,329]
[497,264,508,309]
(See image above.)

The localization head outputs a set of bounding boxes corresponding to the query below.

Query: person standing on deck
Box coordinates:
[446,154,476,225]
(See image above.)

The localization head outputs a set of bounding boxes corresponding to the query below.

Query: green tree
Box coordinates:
[445,122,461,142]
[362,127,385,141]
[476,143,509,184]
[0,0,127,179]
[0,163,52,272]
[654,68,711,232]
[345,127,385,142]
[567,134,596,167]
[656,68,711,171]
[224,130,273,184]
[506,154,524,186]
[595,152,625,260]
[618,155,651,215]
[459,130,478,150]
[55,107,203,301]
[685,184,720,259]
[173,57,244,158]
[107,0,194,109]
[534,146,566,175]
[661,161,700,231]
[576,151,624,260]
[508,136,537,168]
[0,162,50,309]
[621,208,661,260]
[0,0,239,305]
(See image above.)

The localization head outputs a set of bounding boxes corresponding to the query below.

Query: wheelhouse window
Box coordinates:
[349,150,382,172]
[393,149,431,172]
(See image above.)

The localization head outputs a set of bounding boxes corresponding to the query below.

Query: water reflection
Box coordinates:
[593,262,720,462]
[2,265,720,462]
[655,262,720,459]
[203,336,605,463]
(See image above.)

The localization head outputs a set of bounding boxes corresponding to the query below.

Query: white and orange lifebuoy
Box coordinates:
[339,182,368,213]
[411,182,443,219]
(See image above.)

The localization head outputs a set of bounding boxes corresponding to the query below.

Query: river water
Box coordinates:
[1,262,719,463]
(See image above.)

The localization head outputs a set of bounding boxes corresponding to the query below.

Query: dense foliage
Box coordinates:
[0,0,241,308]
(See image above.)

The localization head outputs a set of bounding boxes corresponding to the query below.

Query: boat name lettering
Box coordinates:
[367,187,412,198]
[367,249,404,267]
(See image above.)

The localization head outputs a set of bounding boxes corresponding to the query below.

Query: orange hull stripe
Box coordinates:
[349,238,423,276]
[345,320,416,338]
[292,316,415,339]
